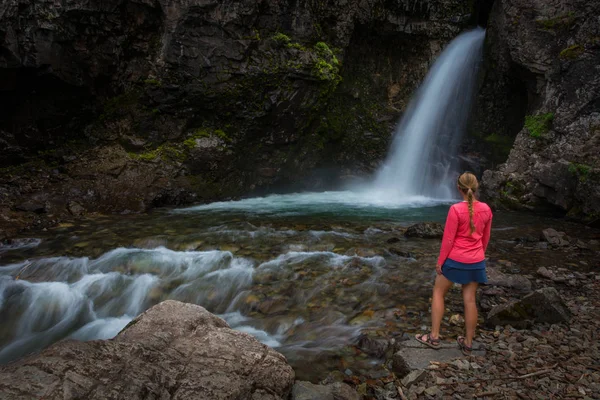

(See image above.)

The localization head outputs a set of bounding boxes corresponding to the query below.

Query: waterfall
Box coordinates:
[372,28,486,200]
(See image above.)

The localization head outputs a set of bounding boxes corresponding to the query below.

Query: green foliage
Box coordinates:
[314,42,339,65]
[272,32,291,44]
[144,78,162,87]
[568,163,591,182]
[311,42,341,83]
[559,44,583,59]
[536,11,575,30]
[524,113,554,138]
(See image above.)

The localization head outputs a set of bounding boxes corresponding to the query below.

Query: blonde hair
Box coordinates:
[457,172,479,235]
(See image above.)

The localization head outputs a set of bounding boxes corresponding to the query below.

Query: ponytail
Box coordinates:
[467,188,475,234]
[457,172,479,236]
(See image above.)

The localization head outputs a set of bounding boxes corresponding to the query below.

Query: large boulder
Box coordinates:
[404,223,444,239]
[0,300,295,400]
[485,287,572,329]
[291,381,360,400]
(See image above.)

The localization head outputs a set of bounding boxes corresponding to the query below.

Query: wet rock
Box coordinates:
[486,267,532,293]
[291,381,360,400]
[541,229,570,247]
[404,223,444,239]
[67,201,86,217]
[357,333,391,358]
[386,237,401,244]
[537,266,557,280]
[486,287,572,329]
[0,300,294,400]
[14,200,47,214]
[388,248,416,259]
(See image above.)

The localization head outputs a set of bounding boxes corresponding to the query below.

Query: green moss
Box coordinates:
[568,163,591,182]
[183,128,230,149]
[128,143,186,162]
[287,42,306,51]
[536,11,575,30]
[524,113,553,138]
[272,32,291,44]
[144,78,162,87]
[559,44,583,59]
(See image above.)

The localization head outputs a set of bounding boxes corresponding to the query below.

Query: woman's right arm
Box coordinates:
[437,206,459,270]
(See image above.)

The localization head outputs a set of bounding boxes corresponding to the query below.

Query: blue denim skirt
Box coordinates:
[442,258,487,284]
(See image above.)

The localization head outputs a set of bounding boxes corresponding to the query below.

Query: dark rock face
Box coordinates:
[0,300,295,400]
[0,0,477,234]
[475,0,600,223]
[485,287,572,329]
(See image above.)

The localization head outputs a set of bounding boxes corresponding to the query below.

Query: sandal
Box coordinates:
[415,333,441,349]
[457,336,472,356]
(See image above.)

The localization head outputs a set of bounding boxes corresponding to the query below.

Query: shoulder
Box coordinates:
[476,201,493,214]
[449,202,467,214]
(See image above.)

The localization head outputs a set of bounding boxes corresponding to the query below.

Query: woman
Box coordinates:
[416,172,492,355]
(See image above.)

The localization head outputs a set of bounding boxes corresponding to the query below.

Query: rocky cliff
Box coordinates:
[0,0,482,235]
[476,0,600,225]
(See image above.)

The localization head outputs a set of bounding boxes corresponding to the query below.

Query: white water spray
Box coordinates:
[372,28,486,199]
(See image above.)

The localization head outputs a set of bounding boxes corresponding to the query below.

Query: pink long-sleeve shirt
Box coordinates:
[437,201,493,266]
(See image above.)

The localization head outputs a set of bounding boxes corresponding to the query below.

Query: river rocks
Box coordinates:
[541,228,570,247]
[485,287,572,328]
[404,223,444,239]
[291,381,360,400]
[486,266,532,293]
[0,300,295,400]
[356,333,392,358]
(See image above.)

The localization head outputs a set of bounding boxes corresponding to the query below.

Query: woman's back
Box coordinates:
[437,201,492,265]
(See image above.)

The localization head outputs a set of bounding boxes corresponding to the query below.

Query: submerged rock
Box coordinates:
[485,287,572,329]
[404,223,444,239]
[0,300,295,400]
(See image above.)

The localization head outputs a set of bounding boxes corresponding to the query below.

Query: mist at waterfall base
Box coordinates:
[0,28,486,379]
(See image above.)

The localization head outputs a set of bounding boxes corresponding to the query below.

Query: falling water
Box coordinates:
[372,28,486,199]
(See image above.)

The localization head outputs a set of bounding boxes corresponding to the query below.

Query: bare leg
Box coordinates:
[462,282,479,347]
[431,274,453,339]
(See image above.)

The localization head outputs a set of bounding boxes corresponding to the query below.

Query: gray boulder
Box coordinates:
[485,287,572,329]
[0,300,295,400]
[292,381,360,400]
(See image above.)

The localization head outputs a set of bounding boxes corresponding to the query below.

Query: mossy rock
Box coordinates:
[559,44,584,60]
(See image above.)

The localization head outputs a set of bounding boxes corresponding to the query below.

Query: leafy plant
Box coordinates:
[524,113,554,138]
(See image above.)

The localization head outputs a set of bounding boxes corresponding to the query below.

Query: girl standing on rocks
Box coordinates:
[416,172,492,355]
